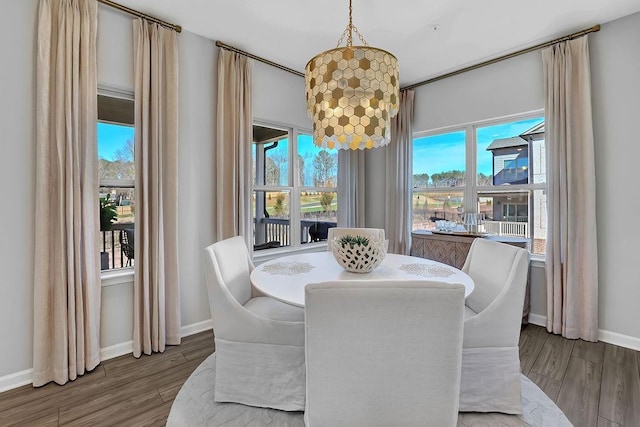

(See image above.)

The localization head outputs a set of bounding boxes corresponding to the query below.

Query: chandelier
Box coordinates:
[304,0,399,150]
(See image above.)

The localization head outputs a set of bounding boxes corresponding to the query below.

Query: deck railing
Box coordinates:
[483,220,529,238]
[100,222,134,270]
[254,218,337,248]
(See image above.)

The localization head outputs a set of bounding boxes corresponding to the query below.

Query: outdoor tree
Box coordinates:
[431,170,465,187]
[320,192,334,212]
[298,154,305,186]
[273,193,285,216]
[413,173,429,187]
[313,150,337,187]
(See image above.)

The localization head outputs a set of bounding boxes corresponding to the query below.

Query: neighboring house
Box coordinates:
[485,123,547,243]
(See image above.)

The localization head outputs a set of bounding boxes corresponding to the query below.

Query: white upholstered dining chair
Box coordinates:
[459,238,530,414]
[304,280,465,427]
[326,227,386,251]
[203,236,306,411]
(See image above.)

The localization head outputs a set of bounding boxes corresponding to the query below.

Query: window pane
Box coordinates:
[253,190,290,250]
[252,125,290,187]
[477,117,543,186]
[300,191,338,243]
[478,191,530,238]
[413,131,466,188]
[98,122,134,180]
[298,134,338,187]
[99,186,135,271]
[412,191,464,231]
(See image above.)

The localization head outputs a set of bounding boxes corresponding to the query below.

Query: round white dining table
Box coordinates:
[250,252,474,307]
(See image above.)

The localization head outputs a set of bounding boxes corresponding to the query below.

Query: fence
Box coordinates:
[483,220,529,238]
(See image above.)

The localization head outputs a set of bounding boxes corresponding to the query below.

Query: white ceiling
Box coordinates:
[112,0,640,87]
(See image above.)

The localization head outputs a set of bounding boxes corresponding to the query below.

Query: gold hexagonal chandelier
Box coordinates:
[305,0,399,150]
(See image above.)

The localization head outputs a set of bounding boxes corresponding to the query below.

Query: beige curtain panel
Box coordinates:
[337,150,366,228]
[215,49,253,246]
[385,90,415,255]
[542,36,599,341]
[33,0,101,387]
[132,18,181,357]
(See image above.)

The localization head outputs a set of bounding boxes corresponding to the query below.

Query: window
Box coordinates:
[98,93,135,270]
[412,130,466,230]
[413,114,546,255]
[252,123,338,251]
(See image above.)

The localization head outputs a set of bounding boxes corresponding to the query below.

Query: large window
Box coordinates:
[98,93,135,270]
[252,123,338,251]
[413,114,546,255]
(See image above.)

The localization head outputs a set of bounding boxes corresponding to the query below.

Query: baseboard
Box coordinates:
[526,313,640,351]
[180,319,213,337]
[599,329,640,351]
[0,319,214,394]
[527,313,547,327]
[0,368,33,394]
[100,340,134,361]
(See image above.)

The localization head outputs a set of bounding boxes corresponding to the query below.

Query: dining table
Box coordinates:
[250,251,474,307]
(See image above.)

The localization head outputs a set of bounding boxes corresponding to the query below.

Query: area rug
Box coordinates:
[167,354,572,426]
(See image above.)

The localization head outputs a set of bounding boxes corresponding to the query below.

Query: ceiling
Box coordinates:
[112,0,640,87]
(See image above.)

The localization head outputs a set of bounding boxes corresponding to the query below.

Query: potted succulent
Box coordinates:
[99,194,118,269]
[332,234,386,273]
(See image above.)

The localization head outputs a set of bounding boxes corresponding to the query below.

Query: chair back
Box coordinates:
[326,227,385,251]
[304,280,465,427]
[119,228,135,261]
[462,238,529,315]
[204,236,254,312]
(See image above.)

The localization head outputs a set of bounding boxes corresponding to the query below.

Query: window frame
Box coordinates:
[252,119,338,257]
[98,87,136,278]
[412,110,545,258]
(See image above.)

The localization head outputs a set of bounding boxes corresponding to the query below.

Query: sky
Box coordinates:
[97,122,134,160]
[413,117,544,177]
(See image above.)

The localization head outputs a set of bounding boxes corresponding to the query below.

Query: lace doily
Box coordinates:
[261,262,315,276]
[399,263,456,278]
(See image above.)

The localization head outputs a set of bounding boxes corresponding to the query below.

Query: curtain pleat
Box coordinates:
[337,150,366,227]
[385,90,415,255]
[132,18,180,357]
[215,49,252,247]
[33,0,101,387]
[542,36,599,341]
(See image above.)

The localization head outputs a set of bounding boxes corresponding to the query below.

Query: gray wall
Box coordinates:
[590,12,640,341]
[0,0,38,381]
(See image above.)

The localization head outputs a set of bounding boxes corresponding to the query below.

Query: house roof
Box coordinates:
[486,137,527,151]
[486,121,545,151]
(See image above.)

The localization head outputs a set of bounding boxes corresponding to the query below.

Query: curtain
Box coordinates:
[337,150,366,227]
[542,36,598,341]
[385,90,415,255]
[33,0,101,387]
[215,49,252,247]
[132,18,181,357]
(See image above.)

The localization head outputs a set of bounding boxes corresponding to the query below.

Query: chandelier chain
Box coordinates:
[335,0,369,48]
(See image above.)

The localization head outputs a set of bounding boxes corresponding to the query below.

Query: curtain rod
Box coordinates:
[215,41,305,78]
[401,24,600,91]
[98,0,182,33]
[215,24,600,86]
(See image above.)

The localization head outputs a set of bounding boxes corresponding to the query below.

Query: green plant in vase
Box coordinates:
[337,234,370,249]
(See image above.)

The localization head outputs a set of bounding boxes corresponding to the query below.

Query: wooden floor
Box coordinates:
[1,325,639,426]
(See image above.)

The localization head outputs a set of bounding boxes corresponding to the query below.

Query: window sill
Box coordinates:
[252,243,328,265]
[101,268,134,287]
[530,255,546,268]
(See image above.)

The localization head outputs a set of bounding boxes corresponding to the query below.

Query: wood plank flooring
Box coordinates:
[1,325,639,426]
